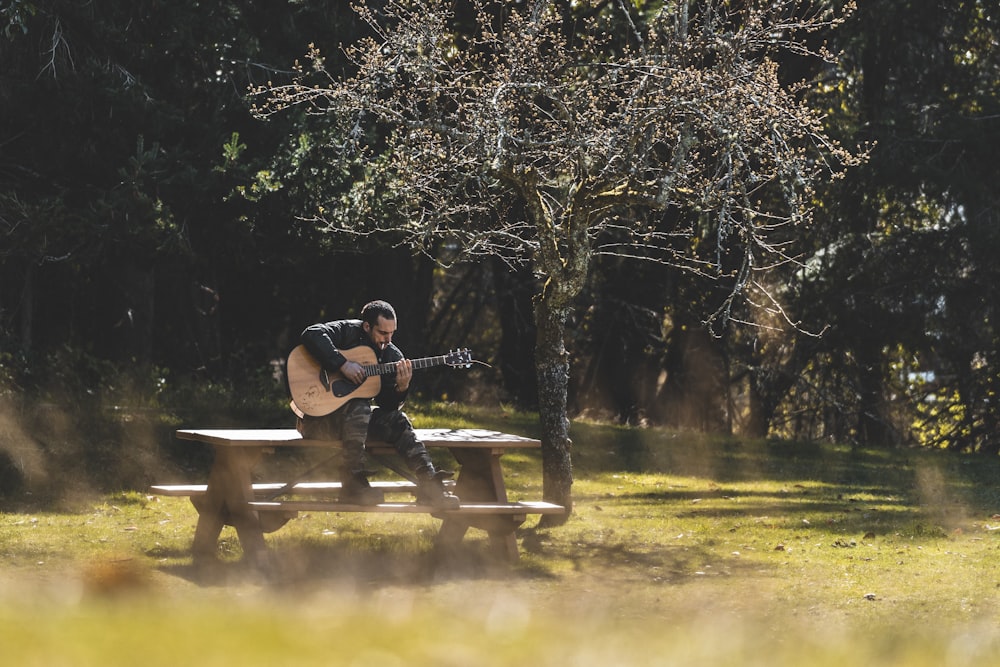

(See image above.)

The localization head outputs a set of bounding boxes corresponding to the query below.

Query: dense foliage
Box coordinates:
[2,0,999,462]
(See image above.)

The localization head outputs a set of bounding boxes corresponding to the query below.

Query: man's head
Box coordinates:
[361,300,397,350]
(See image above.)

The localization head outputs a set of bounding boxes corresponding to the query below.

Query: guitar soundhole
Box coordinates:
[331,380,359,397]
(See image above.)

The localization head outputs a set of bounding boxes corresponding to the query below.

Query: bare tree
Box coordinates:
[253,0,864,522]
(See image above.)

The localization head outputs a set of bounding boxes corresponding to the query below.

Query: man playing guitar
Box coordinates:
[295,299,460,509]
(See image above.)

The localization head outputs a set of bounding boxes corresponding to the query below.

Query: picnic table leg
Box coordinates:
[190,445,269,568]
[438,447,523,562]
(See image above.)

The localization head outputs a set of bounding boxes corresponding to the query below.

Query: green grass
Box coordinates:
[3,414,1000,665]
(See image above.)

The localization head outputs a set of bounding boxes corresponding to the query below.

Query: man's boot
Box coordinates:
[415,466,460,510]
[339,467,384,505]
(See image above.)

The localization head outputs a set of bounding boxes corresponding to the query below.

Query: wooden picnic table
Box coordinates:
[153,427,563,567]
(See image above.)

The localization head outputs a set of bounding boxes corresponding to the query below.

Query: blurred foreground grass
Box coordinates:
[2,407,1000,665]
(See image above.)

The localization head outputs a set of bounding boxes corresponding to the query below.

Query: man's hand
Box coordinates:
[341,360,366,385]
[395,358,413,391]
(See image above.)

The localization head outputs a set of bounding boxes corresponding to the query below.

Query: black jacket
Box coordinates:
[301,319,408,410]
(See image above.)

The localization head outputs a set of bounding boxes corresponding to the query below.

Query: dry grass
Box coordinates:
[2,415,1000,665]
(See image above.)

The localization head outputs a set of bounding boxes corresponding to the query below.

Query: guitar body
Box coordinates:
[286,345,382,417]
[287,344,474,417]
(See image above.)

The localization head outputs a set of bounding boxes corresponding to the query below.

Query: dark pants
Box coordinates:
[298,398,434,476]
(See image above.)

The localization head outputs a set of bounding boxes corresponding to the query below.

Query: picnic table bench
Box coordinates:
[151,427,564,567]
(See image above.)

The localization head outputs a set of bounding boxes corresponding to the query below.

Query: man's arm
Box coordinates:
[301,321,351,371]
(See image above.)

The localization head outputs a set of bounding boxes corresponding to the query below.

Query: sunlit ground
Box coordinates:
[3,418,1000,665]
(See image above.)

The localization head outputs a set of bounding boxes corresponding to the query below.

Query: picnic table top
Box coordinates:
[176,427,541,449]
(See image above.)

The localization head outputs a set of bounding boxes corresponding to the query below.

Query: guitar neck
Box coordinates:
[363,355,448,377]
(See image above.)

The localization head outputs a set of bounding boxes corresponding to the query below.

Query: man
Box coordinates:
[296,300,460,509]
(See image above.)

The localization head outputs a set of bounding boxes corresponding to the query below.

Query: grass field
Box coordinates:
[2,411,1000,665]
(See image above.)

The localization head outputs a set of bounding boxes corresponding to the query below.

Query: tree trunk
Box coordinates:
[512,165,589,526]
[855,331,893,446]
[534,291,573,526]
[744,378,773,439]
[19,262,35,352]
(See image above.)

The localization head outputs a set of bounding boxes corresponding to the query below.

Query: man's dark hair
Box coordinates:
[360,300,396,326]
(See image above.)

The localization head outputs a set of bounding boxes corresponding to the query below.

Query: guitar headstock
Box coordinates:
[445,348,473,368]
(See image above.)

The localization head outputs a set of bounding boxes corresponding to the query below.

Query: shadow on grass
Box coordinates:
[157,534,560,591]
[601,488,936,538]
[519,525,768,585]
[571,423,1000,519]
[156,525,769,594]
[575,429,913,483]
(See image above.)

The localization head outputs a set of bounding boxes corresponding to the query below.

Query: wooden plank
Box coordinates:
[406,428,541,448]
[247,500,565,515]
[150,484,212,496]
[176,429,306,447]
[150,480,419,497]
[176,427,540,450]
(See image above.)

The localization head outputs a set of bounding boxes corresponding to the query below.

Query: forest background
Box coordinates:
[1,0,999,503]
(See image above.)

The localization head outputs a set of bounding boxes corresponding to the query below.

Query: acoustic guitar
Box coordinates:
[286,344,473,416]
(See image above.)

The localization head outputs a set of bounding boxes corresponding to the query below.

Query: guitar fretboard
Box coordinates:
[362,355,451,377]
